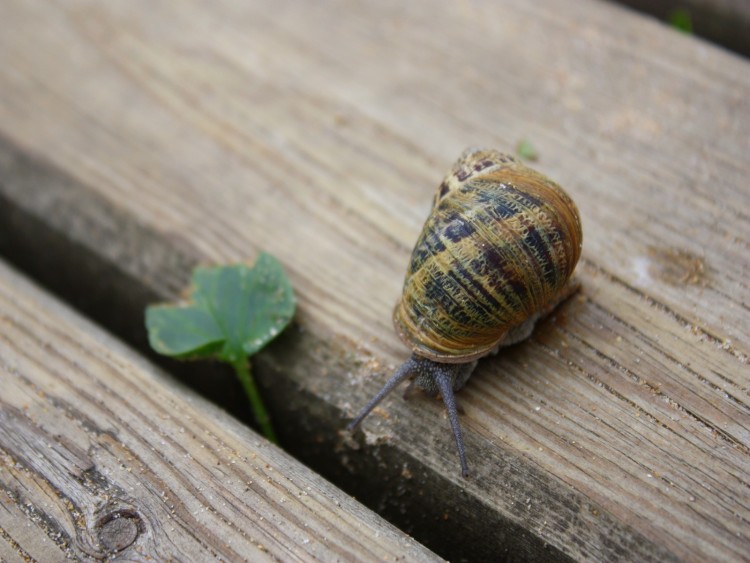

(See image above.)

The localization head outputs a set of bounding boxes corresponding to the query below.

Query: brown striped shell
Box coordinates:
[393,148,582,363]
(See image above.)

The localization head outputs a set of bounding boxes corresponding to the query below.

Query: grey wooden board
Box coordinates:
[0,259,442,562]
[0,0,748,561]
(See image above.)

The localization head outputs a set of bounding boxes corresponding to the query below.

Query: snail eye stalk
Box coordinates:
[347,357,419,432]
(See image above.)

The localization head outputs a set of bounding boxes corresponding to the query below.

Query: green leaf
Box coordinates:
[145,253,296,363]
[145,305,225,359]
[145,253,295,444]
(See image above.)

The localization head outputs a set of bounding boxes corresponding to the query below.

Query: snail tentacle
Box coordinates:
[347,357,419,431]
[348,353,472,477]
[432,363,470,477]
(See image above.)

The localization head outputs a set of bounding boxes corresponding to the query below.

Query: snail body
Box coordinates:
[348,148,582,477]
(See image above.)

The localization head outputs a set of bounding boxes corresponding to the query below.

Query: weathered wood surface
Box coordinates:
[0,0,748,561]
[0,260,441,562]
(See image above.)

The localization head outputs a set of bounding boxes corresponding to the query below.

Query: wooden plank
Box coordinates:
[0,0,748,561]
[0,260,441,562]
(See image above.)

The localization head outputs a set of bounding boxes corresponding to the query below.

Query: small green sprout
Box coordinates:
[145,252,296,443]
[516,138,539,162]
[669,9,693,34]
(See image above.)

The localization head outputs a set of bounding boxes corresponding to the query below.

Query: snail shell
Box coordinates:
[395,148,582,363]
[348,148,582,477]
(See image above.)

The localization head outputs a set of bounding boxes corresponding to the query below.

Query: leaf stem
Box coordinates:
[233,357,278,444]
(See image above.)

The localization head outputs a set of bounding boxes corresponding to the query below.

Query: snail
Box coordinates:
[347,148,582,477]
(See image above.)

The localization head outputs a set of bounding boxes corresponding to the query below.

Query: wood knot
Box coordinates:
[646,246,708,286]
[96,510,142,553]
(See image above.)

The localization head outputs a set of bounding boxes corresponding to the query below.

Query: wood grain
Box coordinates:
[0,0,748,561]
[0,260,441,562]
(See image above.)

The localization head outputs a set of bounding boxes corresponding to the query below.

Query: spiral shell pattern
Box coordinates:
[393,148,582,363]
